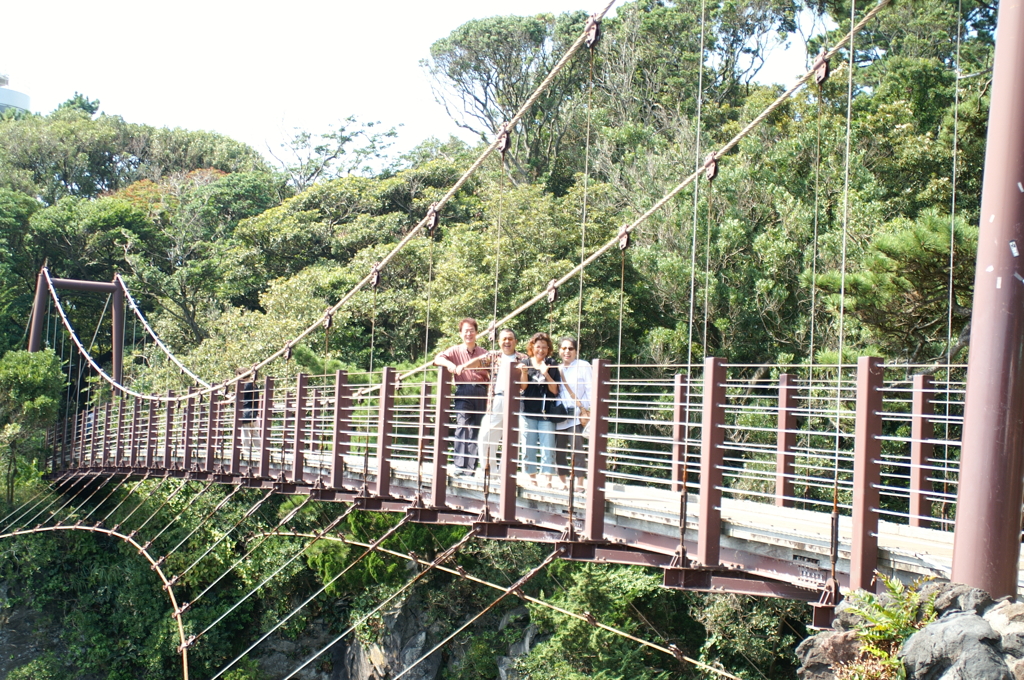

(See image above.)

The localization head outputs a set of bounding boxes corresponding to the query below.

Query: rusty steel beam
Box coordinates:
[953,0,1024,599]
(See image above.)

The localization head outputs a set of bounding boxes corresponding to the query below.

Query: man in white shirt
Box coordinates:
[556,337,592,486]
[469,329,528,480]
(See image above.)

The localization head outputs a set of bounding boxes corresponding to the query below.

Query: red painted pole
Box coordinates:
[431,367,452,508]
[697,357,726,566]
[584,360,611,542]
[291,374,307,483]
[498,366,520,523]
[952,0,1024,598]
[259,377,274,478]
[331,372,350,489]
[851,357,883,593]
[776,373,797,507]
[374,368,397,497]
[910,374,934,528]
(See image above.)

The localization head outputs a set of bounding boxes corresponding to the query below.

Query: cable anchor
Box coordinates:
[584,15,602,49]
[813,51,830,86]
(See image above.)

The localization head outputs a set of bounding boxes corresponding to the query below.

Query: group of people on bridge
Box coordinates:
[433,318,592,491]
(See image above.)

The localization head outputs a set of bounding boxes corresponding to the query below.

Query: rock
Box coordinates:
[899,610,1012,680]
[795,631,862,680]
[984,601,1024,659]
[919,582,995,617]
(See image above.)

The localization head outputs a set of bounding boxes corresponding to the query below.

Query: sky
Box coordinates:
[1,0,813,164]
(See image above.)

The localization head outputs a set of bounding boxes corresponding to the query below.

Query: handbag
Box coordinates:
[543,391,570,420]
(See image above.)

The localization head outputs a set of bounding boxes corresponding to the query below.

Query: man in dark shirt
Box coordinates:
[433,318,489,475]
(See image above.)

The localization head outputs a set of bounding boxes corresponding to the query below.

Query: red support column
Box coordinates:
[291,374,307,483]
[431,367,452,508]
[231,381,243,475]
[27,269,47,352]
[776,373,797,507]
[851,356,883,593]
[953,0,1024,599]
[163,392,175,469]
[499,366,520,523]
[375,368,397,497]
[88,406,99,467]
[111,278,124,387]
[331,372,350,489]
[183,390,195,470]
[698,357,726,566]
[584,360,611,542]
[259,377,274,478]
[671,373,688,493]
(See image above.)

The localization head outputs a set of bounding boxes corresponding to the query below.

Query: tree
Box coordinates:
[268,117,397,191]
[0,349,63,504]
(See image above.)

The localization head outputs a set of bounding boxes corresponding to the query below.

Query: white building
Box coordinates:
[0,74,31,114]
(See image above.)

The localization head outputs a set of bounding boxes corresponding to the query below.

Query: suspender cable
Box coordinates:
[140,480,216,548]
[390,551,558,680]
[688,0,709,369]
[208,513,408,676]
[115,274,212,388]
[576,33,599,352]
[280,529,479,680]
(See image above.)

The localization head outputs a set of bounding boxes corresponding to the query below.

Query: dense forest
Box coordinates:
[0,0,995,677]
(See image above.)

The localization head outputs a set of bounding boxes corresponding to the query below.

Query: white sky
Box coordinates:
[1,0,811,164]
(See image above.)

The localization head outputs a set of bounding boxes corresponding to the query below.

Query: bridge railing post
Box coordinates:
[776,373,797,507]
[231,381,244,475]
[88,405,98,467]
[291,374,308,483]
[145,399,156,468]
[102,402,112,466]
[584,359,611,542]
[114,397,125,466]
[183,389,195,470]
[431,367,452,508]
[671,373,688,493]
[375,368,397,497]
[163,391,175,469]
[259,377,274,478]
[499,364,520,523]
[698,356,726,567]
[852,356,883,592]
[910,374,934,529]
[204,396,217,471]
[331,372,350,489]
[129,397,140,467]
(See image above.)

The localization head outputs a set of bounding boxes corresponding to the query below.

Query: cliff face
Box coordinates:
[797,582,1024,680]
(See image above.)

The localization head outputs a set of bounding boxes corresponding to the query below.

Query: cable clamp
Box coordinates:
[668,644,685,662]
[370,263,382,289]
[426,203,440,235]
[582,611,597,625]
[584,15,602,49]
[178,635,196,652]
[546,279,559,304]
[496,124,512,156]
[323,313,332,329]
[813,51,830,86]
[703,154,718,182]
[617,227,631,251]
[284,343,293,361]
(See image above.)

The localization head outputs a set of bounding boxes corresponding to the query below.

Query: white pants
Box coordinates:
[477,394,506,474]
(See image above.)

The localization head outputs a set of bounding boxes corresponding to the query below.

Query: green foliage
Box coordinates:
[7,653,64,680]
[834,574,937,680]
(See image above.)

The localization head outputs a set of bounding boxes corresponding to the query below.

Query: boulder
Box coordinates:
[919,582,995,617]
[795,631,862,680]
[899,610,1012,680]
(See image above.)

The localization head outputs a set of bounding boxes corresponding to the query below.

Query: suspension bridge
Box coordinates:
[6,0,1024,677]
